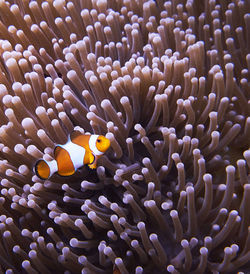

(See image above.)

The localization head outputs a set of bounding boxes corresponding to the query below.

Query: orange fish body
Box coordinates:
[34,131,110,180]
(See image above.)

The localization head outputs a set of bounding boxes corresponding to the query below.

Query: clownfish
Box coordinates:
[34,131,110,180]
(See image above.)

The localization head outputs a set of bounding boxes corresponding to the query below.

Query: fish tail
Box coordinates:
[34,159,58,180]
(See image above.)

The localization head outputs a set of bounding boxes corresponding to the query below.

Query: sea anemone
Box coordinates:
[0,0,249,273]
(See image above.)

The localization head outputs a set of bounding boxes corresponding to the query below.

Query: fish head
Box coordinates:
[95,135,111,153]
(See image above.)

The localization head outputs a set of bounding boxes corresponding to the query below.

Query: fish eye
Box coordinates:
[97,139,101,143]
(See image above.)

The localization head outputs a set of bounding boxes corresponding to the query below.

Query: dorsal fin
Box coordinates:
[69,130,82,141]
[70,132,91,149]
[113,266,121,274]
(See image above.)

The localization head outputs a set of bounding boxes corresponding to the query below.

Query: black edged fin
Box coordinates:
[34,159,50,180]
[88,154,97,169]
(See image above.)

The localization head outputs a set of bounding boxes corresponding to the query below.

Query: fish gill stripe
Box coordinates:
[58,141,86,169]
[89,135,103,156]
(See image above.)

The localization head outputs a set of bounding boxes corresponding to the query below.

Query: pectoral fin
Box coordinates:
[88,154,99,169]
[88,162,97,169]
[87,152,95,169]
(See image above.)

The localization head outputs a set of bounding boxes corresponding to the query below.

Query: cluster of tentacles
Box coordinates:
[0,0,249,273]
